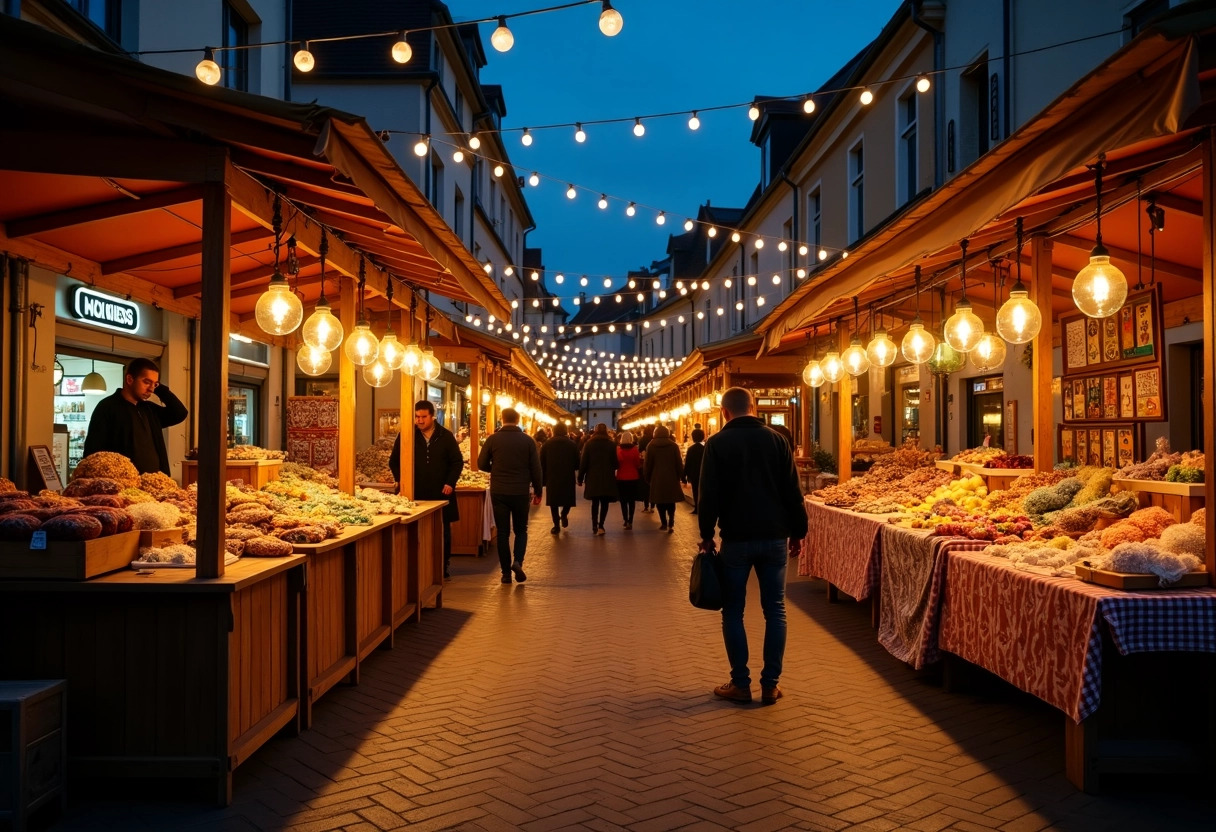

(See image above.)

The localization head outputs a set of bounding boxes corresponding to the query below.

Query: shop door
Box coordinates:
[228,384,259,447]
[967,378,1005,449]
[899,383,921,445]
[53,354,126,480]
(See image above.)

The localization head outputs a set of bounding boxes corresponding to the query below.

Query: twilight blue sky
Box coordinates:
[456,0,904,294]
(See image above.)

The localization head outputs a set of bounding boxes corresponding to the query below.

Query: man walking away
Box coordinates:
[683,428,706,514]
[698,387,807,705]
[477,408,543,584]
[390,400,463,579]
[540,422,579,533]
[578,423,619,535]
[643,425,684,532]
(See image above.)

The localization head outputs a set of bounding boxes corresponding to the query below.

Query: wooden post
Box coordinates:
[469,358,481,471]
[800,382,812,457]
[484,363,496,435]
[1201,134,1215,575]
[398,306,415,499]
[836,323,853,484]
[195,154,231,579]
[1030,234,1055,473]
[338,278,356,495]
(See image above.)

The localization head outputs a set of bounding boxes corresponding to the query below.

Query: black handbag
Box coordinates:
[689,550,724,610]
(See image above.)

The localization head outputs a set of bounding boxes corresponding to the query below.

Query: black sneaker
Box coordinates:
[561,514,569,528]
[512,563,527,583]
[501,573,512,584]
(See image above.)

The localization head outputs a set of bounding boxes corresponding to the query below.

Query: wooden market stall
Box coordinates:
[757,9,1216,793]
[0,13,510,804]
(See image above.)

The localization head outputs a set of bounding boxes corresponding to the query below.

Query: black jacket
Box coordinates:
[540,435,579,507]
[578,434,619,500]
[82,385,188,476]
[682,442,705,486]
[477,425,543,497]
[698,416,807,543]
[390,426,463,523]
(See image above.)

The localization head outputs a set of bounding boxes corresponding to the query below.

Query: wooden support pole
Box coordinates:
[836,323,853,484]
[1030,234,1055,473]
[800,382,813,457]
[338,278,356,495]
[398,306,415,499]
[195,154,231,580]
[469,358,482,471]
[1201,134,1215,575]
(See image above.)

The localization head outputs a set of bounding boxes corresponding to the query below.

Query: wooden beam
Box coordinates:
[399,306,416,498]
[1030,235,1055,473]
[469,357,482,472]
[1202,135,1215,576]
[100,227,268,274]
[6,185,206,238]
[835,324,852,484]
[1053,234,1200,282]
[430,346,484,363]
[1148,191,1202,218]
[0,130,217,182]
[195,155,231,580]
[339,279,356,495]
[173,255,318,299]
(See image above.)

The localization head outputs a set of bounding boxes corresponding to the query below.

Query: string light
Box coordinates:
[684,219,694,231]
[413,137,429,157]
[453,148,465,163]
[916,75,931,93]
[566,184,577,199]
[754,238,764,249]
[490,17,514,52]
[748,104,760,121]
[944,239,984,352]
[293,42,315,72]
[468,134,481,150]
[626,202,636,217]
[997,218,1042,343]
[802,96,815,114]
[493,164,504,177]
[391,31,412,64]
[575,123,586,143]
[656,212,666,225]
[859,89,874,105]
[688,111,700,130]
[521,128,533,146]
[529,172,540,186]
[1072,154,1127,318]
[731,231,741,243]
[598,0,624,36]
[633,118,645,137]
[707,227,717,238]
[195,47,221,85]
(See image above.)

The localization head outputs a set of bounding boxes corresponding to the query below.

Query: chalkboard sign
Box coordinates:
[29,444,63,493]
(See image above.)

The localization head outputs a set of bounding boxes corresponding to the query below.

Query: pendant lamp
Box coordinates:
[417,308,441,382]
[362,358,393,388]
[944,238,984,353]
[377,279,405,371]
[82,360,107,394]
[840,298,871,377]
[901,266,936,364]
[343,263,379,367]
[821,320,845,384]
[301,231,344,351]
[254,197,303,336]
[866,306,897,368]
[296,343,332,376]
[801,325,826,388]
[928,290,964,375]
[972,260,1008,372]
[1072,154,1128,318]
[996,218,1042,344]
[400,291,423,376]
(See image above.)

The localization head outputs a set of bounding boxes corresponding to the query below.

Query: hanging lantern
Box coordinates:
[344,320,379,366]
[296,343,332,376]
[944,239,984,352]
[901,320,935,364]
[866,325,897,368]
[418,347,441,381]
[301,300,343,351]
[378,332,404,371]
[821,350,845,384]
[254,269,303,335]
[842,335,870,377]
[362,358,393,388]
[802,359,825,388]
[928,340,964,376]
[970,333,1007,372]
[1073,154,1128,318]
[996,219,1042,344]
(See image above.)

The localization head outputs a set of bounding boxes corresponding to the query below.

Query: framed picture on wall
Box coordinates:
[1060,428,1075,464]
[1134,365,1165,420]
[1119,374,1135,418]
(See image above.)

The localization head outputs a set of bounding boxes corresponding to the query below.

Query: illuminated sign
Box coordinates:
[69,286,139,333]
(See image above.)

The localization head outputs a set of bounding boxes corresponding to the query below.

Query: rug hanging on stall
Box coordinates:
[286,396,339,474]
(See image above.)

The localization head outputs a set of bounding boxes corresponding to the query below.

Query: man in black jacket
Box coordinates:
[390,400,463,579]
[477,408,543,584]
[698,387,807,706]
[82,357,188,476]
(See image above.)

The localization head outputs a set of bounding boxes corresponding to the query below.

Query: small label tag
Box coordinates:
[30,531,47,551]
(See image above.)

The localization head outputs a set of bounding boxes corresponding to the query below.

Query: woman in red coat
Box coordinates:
[616,431,643,530]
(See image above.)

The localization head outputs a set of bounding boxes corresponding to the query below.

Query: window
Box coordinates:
[67,0,121,41]
[782,218,794,293]
[429,154,444,210]
[898,91,918,205]
[807,187,822,261]
[704,299,711,342]
[453,187,465,239]
[488,181,498,223]
[849,141,865,243]
[222,2,249,92]
[431,35,445,86]
[454,88,465,131]
[960,55,990,167]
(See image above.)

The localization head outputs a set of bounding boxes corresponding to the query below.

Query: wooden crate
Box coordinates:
[138,528,185,548]
[0,680,67,831]
[1108,479,1205,523]
[182,459,282,490]
[1075,564,1210,589]
[0,531,139,580]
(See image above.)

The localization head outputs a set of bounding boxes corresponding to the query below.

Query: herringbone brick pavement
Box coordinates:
[54,503,1212,831]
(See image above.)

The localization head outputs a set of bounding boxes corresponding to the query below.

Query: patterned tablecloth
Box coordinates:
[939,550,1216,722]
[799,500,886,600]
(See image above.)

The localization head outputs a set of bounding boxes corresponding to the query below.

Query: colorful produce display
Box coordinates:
[1113,439,1205,482]
[812,445,943,510]
[983,454,1034,469]
[226,445,287,460]
[357,439,396,483]
[952,446,1007,464]
[0,489,134,542]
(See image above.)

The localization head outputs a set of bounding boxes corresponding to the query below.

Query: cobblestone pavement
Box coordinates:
[55,502,1212,831]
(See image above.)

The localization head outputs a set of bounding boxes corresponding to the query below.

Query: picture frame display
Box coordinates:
[1060,286,1161,375]
[1058,423,1142,468]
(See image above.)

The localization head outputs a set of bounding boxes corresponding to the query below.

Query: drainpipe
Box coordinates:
[6,256,27,483]
[779,169,799,294]
[910,0,945,188]
[422,77,439,202]
[1003,0,1012,140]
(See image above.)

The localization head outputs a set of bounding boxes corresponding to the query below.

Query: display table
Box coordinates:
[934,459,1025,492]
[1109,478,1205,522]
[938,550,1216,791]
[451,486,491,556]
[799,499,885,603]
[0,555,307,805]
[182,458,282,489]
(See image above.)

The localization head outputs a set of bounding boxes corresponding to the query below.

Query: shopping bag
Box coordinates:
[689,550,724,610]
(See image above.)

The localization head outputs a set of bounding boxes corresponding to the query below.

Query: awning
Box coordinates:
[759,22,1201,352]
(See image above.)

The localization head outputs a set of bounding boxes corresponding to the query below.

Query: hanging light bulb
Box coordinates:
[598,195,608,209]
[970,332,1007,372]
[490,16,514,52]
[626,202,636,217]
[842,334,870,377]
[859,89,874,105]
[996,218,1042,343]
[344,320,379,366]
[391,31,413,64]
[254,269,303,335]
[802,96,816,114]
[493,164,504,178]
[452,148,465,163]
[527,172,539,187]
[928,340,965,375]
[916,75,931,93]
[731,231,741,243]
[684,219,695,232]
[293,42,315,72]
[419,347,441,381]
[633,118,645,137]
[296,344,332,376]
[802,359,825,388]
[468,134,481,150]
[574,123,586,143]
[379,332,405,371]
[598,0,624,36]
[401,338,423,376]
[413,137,429,157]
[754,238,764,249]
[748,104,760,121]
[867,326,897,368]
[707,226,717,238]
[1073,155,1127,318]
[656,212,666,226]
[901,319,935,364]
[821,349,845,384]
[363,358,393,388]
[944,239,984,352]
[521,128,533,147]
[564,184,576,200]
[195,47,221,85]
[688,111,700,130]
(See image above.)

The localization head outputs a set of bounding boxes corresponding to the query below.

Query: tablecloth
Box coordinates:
[799,500,886,600]
[939,550,1216,722]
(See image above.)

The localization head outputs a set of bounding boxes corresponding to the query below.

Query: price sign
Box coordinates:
[28,444,63,493]
[29,530,47,551]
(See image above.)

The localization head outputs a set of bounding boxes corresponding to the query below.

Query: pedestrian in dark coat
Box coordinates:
[683,429,706,514]
[540,422,579,533]
[477,408,543,584]
[637,424,655,511]
[643,425,684,532]
[389,400,463,578]
[578,424,619,535]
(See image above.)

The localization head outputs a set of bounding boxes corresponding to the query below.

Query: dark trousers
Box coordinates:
[657,503,676,527]
[491,493,531,574]
[618,480,638,524]
[549,504,570,526]
[691,483,699,511]
[590,498,610,528]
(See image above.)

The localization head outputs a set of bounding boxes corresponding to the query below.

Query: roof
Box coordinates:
[0,12,511,329]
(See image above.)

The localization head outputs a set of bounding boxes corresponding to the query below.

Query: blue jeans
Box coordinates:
[491,493,531,574]
[719,538,788,689]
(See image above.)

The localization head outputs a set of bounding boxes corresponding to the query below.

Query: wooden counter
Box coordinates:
[451,486,489,555]
[935,459,1029,491]
[1109,478,1205,522]
[182,458,282,489]
[0,555,307,805]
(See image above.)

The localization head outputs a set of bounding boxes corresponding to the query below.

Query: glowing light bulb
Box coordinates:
[453,148,465,163]
[748,104,760,121]
[996,287,1042,344]
[944,298,984,352]
[379,333,405,371]
[688,111,701,130]
[928,340,965,375]
[656,212,666,226]
[803,96,816,114]
[821,351,845,383]
[195,48,221,85]
[633,118,645,137]
[735,301,744,311]
[626,203,636,217]
[860,89,874,105]
[391,33,413,64]
[772,274,781,285]
[581,276,589,286]
[344,321,380,366]
[419,348,441,381]
[604,278,612,288]
[598,195,608,209]
[493,164,504,178]
[566,184,577,200]
[802,360,825,388]
[521,128,533,147]
[401,341,423,376]
[1072,250,1128,318]
[413,138,428,157]
[555,274,565,284]
[866,329,898,368]
[363,358,393,388]
[778,241,788,252]
[842,337,870,376]
[684,219,694,232]
[254,272,303,335]
[901,319,935,364]
[575,123,586,143]
[468,134,481,150]
[916,76,931,93]
[731,231,741,243]
[598,1,624,36]
[293,42,315,72]
[707,226,717,238]
[970,333,1007,372]
[297,344,332,376]
[818,249,828,260]
[490,17,514,52]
